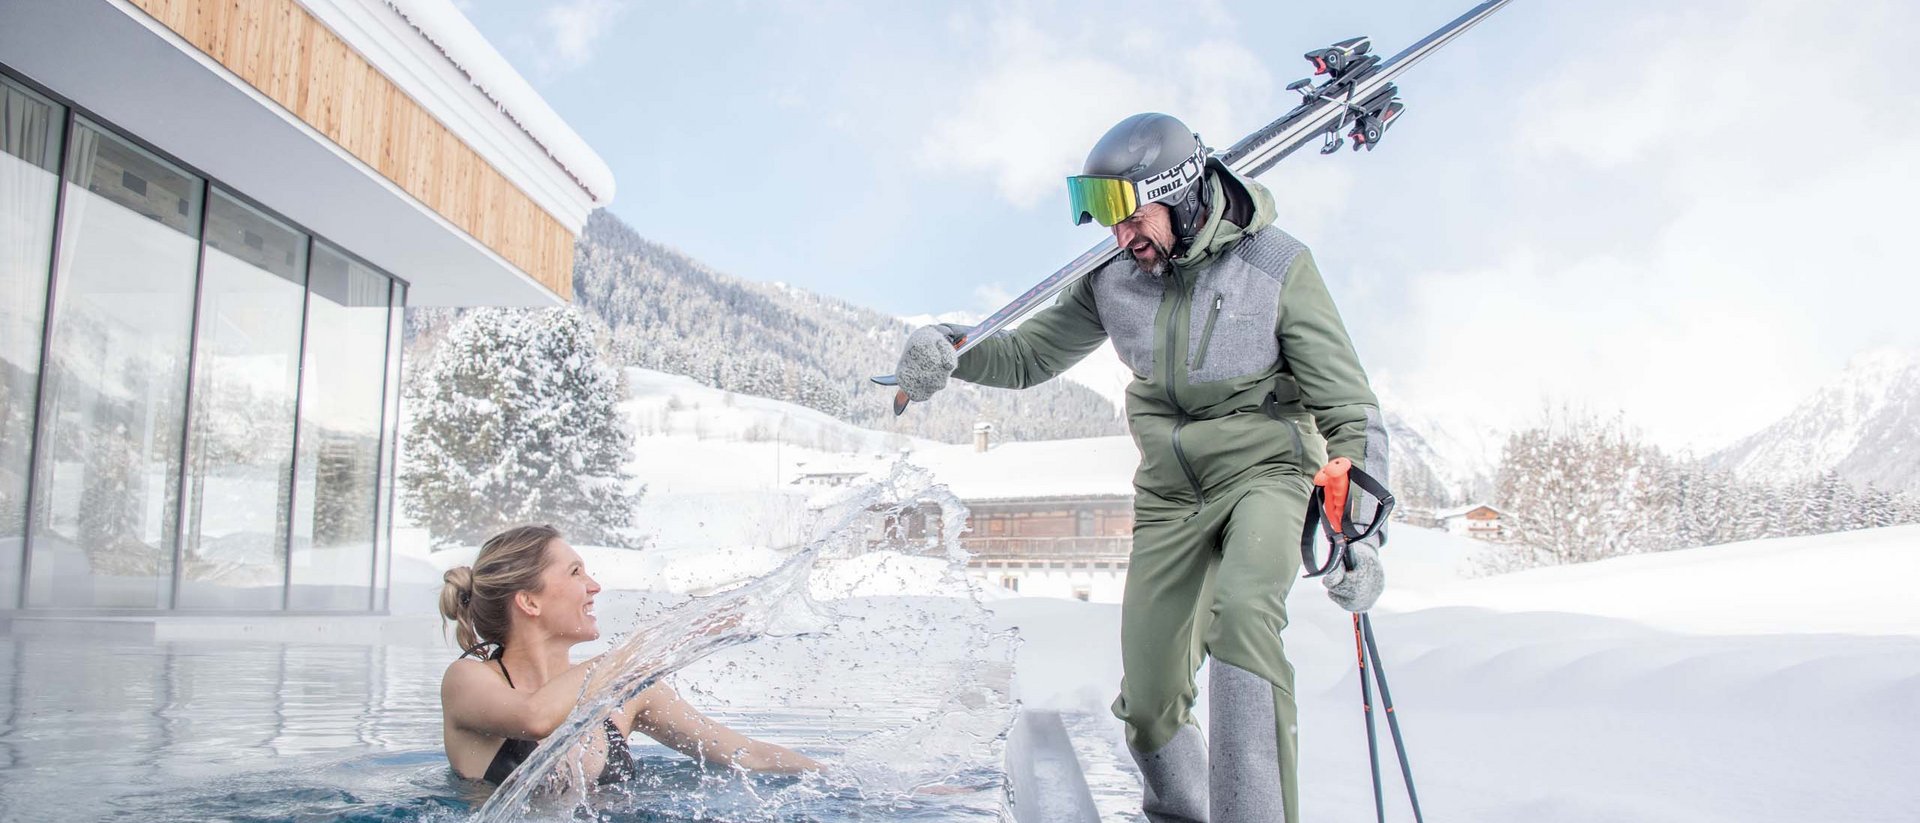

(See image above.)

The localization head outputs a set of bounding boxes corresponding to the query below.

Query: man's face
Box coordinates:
[1112,202,1177,275]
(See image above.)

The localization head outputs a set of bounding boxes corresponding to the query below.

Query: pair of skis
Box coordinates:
[872,0,1515,415]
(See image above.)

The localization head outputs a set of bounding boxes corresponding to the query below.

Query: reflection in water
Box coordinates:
[0,464,1017,821]
[0,634,449,820]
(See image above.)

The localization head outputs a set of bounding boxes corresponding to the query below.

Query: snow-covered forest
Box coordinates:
[1480,409,1920,573]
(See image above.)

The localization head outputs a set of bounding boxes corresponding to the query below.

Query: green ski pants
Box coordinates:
[1113,475,1311,823]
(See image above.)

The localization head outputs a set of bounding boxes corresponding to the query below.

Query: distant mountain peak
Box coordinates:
[1709,347,1920,491]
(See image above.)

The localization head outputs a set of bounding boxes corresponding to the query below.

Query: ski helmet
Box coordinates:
[1068,113,1210,240]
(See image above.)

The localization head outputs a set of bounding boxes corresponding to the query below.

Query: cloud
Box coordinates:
[540,0,625,72]
[917,4,1272,209]
[1373,0,1920,452]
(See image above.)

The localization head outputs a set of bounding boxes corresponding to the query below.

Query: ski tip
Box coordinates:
[892,390,910,416]
[870,374,899,387]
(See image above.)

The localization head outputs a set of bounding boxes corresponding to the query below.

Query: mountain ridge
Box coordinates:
[1708,348,1920,492]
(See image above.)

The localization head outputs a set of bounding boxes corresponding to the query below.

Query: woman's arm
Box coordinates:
[441,657,595,741]
[626,682,823,773]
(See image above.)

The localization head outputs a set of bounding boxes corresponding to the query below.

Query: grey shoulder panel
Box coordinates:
[1231,226,1308,283]
[1090,257,1162,379]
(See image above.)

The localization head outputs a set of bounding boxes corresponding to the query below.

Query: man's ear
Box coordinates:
[514,590,540,618]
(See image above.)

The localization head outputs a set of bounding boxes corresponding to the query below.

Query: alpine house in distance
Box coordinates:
[0,0,613,614]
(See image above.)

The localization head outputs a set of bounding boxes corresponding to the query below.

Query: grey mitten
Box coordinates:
[1321,541,1384,612]
[895,324,962,401]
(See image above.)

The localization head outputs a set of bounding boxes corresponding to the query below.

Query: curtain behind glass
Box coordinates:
[0,77,64,607]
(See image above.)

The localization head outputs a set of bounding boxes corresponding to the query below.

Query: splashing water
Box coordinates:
[473,462,1016,821]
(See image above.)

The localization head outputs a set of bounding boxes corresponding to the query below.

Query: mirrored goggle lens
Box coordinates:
[1066,175,1138,227]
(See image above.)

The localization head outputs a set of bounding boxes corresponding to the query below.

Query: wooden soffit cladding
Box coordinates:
[124,0,574,300]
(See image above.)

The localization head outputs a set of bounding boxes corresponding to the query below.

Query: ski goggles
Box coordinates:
[1066,147,1207,227]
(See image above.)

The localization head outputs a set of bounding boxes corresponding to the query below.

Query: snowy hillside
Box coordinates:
[1373,382,1501,505]
[1710,348,1920,492]
[568,210,1124,444]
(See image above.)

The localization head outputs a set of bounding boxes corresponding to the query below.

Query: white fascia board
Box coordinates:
[296,0,608,233]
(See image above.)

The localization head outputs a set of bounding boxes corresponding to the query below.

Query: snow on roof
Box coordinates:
[793,454,892,478]
[1435,503,1503,520]
[905,437,1139,502]
[377,0,615,207]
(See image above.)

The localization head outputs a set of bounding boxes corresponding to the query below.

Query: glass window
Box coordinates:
[371,283,405,613]
[177,190,307,609]
[0,77,64,608]
[288,243,390,611]
[27,118,202,609]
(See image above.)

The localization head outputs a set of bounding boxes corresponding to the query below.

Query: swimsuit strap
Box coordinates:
[458,641,515,688]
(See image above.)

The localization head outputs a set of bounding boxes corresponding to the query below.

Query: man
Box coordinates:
[894,112,1388,823]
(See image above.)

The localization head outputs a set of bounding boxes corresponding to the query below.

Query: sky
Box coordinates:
[453,0,1920,454]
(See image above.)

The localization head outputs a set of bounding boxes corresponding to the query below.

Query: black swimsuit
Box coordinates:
[463,645,636,786]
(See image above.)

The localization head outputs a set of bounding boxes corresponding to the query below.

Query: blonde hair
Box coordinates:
[439,524,563,653]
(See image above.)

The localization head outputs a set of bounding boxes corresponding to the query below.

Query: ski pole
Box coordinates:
[1356,613,1387,822]
[1362,612,1425,823]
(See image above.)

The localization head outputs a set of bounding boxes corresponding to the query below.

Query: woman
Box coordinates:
[439,524,821,785]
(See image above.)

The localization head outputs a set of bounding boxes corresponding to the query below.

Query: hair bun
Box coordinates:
[443,566,475,605]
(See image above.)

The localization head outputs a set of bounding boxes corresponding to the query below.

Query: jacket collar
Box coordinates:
[1173,159,1276,272]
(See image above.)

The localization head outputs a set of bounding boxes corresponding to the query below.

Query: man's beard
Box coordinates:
[1131,239,1173,276]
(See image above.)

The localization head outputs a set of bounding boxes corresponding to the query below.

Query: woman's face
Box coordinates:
[529,539,601,642]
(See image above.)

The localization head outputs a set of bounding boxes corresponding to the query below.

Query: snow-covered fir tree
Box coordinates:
[401,307,638,548]
[1488,409,1666,571]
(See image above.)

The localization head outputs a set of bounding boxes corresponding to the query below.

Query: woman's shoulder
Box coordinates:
[442,655,503,692]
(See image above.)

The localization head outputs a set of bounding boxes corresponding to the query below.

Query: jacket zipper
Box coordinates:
[1192,293,1223,371]
[1163,271,1204,515]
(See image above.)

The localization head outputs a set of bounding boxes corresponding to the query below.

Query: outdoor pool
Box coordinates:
[0,611,1011,821]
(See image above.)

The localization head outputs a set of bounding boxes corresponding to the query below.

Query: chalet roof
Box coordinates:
[792,453,891,479]
[1436,503,1504,520]
[905,436,1138,502]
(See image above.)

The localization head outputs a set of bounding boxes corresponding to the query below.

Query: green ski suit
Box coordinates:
[954,161,1389,823]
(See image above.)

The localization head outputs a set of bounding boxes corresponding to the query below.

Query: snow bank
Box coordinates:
[1396,524,1920,636]
[998,526,1920,822]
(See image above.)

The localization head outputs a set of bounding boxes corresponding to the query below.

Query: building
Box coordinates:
[905,434,1139,603]
[1435,503,1504,540]
[0,0,610,614]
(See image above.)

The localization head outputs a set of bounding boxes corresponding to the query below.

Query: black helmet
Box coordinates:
[1070,113,1210,240]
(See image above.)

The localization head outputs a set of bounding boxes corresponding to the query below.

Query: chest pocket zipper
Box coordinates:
[1192,294,1224,371]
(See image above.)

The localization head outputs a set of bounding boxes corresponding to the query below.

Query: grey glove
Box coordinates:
[895,324,964,402]
[1321,541,1384,612]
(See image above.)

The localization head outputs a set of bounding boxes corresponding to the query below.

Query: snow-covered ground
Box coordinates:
[995,524,1920,823]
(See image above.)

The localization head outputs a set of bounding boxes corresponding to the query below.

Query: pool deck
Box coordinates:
[1007,710,1103,823]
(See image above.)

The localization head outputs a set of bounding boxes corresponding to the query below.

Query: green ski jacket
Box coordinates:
[954,160,1389,525]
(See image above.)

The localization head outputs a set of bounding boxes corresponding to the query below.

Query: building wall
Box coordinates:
[971,563,1128,604]
[121,0,575,299]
